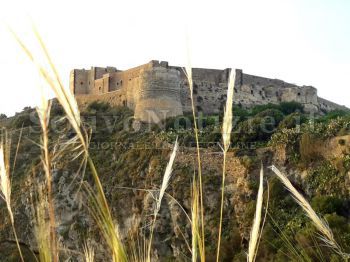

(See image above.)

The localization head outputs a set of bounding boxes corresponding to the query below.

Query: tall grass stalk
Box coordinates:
[12,28,127,261]
[33,184,52,262]
[184,62,206,261]
[216,68,236,262]
[191,175,205,262]
[37,94,58,262]
[146,139,178,262]
[128,229,147,262]
[270,165,350,259]
[83,242,95,262]
[247,165,264,262]
[0,138,24,262]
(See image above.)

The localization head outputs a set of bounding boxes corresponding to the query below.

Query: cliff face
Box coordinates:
[72,61,347,124]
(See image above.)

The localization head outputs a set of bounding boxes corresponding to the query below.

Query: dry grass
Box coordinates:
[191,175,205,262]
[7,25,349,262]
[146,139,178,262]
[37,92,58,262]
[83,242,95,262]
[184,60,206,261]
[12,27,127,261]
[247,165,264,262]
[216,68,236,262]
[270,165,350,259]
[0,134,24,261]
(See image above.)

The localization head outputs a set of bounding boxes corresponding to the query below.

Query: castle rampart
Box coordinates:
[70,60,347,123]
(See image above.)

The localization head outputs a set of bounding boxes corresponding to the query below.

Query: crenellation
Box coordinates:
[71,60,347,123]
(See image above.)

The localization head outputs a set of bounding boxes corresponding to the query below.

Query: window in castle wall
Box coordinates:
[251,90,254,95]
[298,92,301,96]
[80,82,84,85]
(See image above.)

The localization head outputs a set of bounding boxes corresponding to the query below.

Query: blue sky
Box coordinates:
[0,0,349,116]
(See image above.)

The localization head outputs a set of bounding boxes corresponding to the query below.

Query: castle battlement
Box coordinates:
[70,60,347,123]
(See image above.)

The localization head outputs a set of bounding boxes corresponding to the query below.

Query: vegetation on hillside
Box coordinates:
[0,29,350,262]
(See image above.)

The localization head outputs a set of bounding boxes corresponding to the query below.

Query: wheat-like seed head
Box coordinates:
[155,139,178,215]
[0,145,12,220]
[146,139,178,262]
[269,165,349,258]
[247,165,264,262]
[10,28,86,152]
[222,69,236,152]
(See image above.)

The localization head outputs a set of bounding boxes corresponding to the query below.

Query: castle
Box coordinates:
[70,60,346,123]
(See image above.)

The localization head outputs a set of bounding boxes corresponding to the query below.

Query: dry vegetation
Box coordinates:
[0,28,349,262]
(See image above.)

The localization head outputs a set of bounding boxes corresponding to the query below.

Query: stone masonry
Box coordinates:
[70,60,347,123]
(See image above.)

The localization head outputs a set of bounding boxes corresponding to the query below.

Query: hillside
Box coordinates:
[0,101,350,261]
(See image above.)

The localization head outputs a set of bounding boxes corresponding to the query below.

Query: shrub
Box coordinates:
[236,113,281,143]
[279,101,304,115]
[255,109,284,124]
[251,103,280,115]
[306,162,346,195]
[11,112,36,128]
[51,103,65,116]
[164,114,193,130]
[240,155,256,171]
[250,102,304,116]
[278,112,306,129]
[311,196,344,215]
[87,101,111,112]
[318,109,350,123]
[232,105,250,121]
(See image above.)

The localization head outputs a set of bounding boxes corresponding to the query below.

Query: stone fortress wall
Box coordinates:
[70,60,347,123]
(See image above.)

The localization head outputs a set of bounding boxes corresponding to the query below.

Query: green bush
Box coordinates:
[87,101,111,112]
[236,111,282,143]
[311,196,344,215]
[250,101,303,116]
[279,101,304,115]
[51,102,65,116]
[255,109,284,124]
[306,162,346,195]
[318,109,350,123]
[11,112,36,128]
[278,112,306,129]
[251,103,281,115]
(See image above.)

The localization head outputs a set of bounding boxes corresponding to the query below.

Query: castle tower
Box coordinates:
[134,64,183,123]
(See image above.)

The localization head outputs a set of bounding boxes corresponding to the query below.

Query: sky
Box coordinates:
[0,0,349,116]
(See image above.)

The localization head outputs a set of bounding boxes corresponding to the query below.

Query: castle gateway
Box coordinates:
[70,60,346,123]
